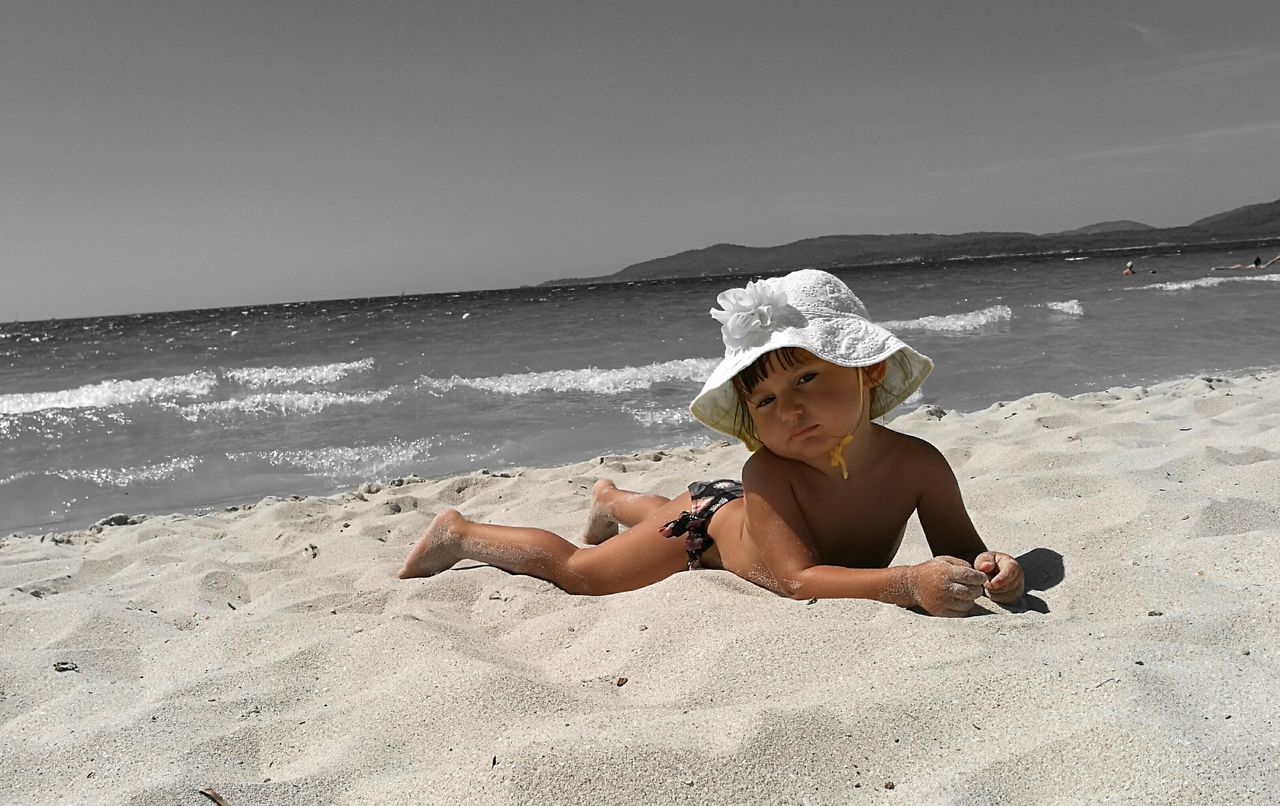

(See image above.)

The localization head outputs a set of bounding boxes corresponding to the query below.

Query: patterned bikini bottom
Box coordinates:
[659,479,743,570]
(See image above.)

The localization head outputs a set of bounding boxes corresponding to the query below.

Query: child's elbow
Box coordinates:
[776,570,813,600]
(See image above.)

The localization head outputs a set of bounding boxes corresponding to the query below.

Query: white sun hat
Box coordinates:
[689,269,933,450]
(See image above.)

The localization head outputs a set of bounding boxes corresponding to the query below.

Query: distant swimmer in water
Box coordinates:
[1122,261,1135,276]
[1211,254,1280,271]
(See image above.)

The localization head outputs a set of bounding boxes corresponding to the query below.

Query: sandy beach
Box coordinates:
[2,371,1278,805]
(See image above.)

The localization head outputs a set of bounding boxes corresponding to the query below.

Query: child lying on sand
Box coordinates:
[401,269,1024,616]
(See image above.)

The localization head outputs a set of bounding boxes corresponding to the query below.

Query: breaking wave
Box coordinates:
[177,390,394,420]
[0,372,218,415]
[224,358,374,388]
[231,437,433,478]
[1044,300,1084,316]
[1130,274,1280,293]
[417,357,718,396]
[879,305,1013,333]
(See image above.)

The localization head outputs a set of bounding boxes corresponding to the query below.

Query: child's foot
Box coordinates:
[581,478,620,545]
[398,509,465,578]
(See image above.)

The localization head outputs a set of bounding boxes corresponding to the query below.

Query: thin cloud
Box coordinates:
[1113,48,1280,94]
[1069,119,1280,162]
[1119,21,1181,58]
[924,119,1280,180]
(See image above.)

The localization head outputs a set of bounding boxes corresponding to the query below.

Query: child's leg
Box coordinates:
[581,478,676,544]
[399,494,695,595]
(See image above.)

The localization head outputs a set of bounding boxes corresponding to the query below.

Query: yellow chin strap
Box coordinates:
[828,433,853,479]
[828,367,865,480]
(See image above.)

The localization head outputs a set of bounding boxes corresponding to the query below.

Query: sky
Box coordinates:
[3,1,1279,321]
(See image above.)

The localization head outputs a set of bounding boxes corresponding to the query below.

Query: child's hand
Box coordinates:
[907,557,987,617]
[974,551,1024,603]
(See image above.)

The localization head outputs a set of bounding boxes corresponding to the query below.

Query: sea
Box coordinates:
[3,244,1279,535]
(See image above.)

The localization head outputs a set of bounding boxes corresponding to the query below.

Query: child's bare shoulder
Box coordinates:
[742,446,793,487]
[878,427,952,475]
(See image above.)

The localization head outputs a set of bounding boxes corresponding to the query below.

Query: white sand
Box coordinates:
[2,372,1278,804]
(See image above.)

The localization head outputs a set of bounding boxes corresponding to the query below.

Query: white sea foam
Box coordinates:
[177,389,393,420]
[233,437,432,478]
[0,470,36,487]
[878,305,1013,333]
[1045,299,1085,316]
[225,358,375,388]
[1,456,205,488]
[418,357,719,396]
[1131,274,1280,293]
[0,372,218,415]
[628,407,692,427]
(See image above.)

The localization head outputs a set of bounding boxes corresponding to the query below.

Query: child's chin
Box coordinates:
[769,444,818,463]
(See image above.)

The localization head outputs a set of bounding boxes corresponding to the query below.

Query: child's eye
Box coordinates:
[796,372,817,385]
[754,395,775,409]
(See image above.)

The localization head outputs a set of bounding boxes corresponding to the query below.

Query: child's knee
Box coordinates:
[560,552,604,595]
[562,552,635,596]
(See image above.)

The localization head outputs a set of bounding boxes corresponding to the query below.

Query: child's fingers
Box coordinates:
[945,581,984,614]
[987,558,1021,589]
[988,587,1023,604]
[950,566,988,587]
[942,592,979,615]
[973,551,998,576]
[944,581,981,598]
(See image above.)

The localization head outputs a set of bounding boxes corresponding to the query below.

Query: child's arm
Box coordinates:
[741,453,987,616]
[915,443,1024,603]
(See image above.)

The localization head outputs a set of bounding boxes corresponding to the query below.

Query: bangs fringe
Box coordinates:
[729,349,909,448]
[731,347,807,398]
[729,347,808,448]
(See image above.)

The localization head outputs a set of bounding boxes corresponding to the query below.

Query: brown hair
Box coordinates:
[729,348,894,446]
[728,347,807,447]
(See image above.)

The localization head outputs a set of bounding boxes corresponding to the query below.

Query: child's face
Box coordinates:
[743,351,869,461]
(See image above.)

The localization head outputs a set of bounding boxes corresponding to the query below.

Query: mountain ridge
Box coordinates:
[545,198,1280,285]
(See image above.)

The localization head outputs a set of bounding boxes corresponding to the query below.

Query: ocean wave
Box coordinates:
[0,456,204,489]
[627,406,692,427]
[0,407,133,442]
[0,372,218,415]
[1044,299,1084,316]
[417,357,719,396]
[1131,274,1280,293]
[878,305,1013,333]
[232,437,432,478]
[177,389,393,420]
[0,470,36,487]
[224,358,374,388]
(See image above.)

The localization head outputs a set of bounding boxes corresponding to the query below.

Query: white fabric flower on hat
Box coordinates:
[710,279,790,350]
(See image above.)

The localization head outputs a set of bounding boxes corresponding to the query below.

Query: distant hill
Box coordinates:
[547,198,1280,285]
[1188,199,1280,231]
[1047,220,1155,236]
